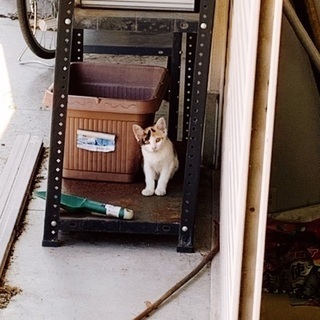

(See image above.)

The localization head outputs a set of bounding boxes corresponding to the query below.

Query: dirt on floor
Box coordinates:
[0,150,49,309]
[0,284,21,309]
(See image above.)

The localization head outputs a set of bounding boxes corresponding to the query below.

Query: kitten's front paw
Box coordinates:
[142,189,154,196]
[155,188,166,196]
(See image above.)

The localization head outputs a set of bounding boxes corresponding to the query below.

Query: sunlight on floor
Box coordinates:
[0,43,15,139]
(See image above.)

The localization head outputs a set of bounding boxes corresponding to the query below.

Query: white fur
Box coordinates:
[133,117,179,196]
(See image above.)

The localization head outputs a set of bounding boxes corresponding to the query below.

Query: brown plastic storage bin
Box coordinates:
[43,62,169,182]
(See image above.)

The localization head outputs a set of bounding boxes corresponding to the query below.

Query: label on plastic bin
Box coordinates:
[77,129,115,152]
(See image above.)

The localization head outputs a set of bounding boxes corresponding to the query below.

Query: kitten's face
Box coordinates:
[141,128,165,153]
[133,117,167,153]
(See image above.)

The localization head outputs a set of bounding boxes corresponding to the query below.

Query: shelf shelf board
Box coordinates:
[58,171,183,235]
[74,7,199,32]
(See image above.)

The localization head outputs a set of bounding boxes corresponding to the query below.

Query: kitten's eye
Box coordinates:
[156,138,161,143]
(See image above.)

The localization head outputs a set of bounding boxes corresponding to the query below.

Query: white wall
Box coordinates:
[219,1,261,319]
[269,15,320,212]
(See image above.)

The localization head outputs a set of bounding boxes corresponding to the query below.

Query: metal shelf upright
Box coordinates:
[42,0,216,252]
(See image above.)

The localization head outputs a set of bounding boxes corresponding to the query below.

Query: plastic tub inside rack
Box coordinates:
[43,62,169,182]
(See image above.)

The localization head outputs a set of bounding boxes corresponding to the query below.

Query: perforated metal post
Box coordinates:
[183,33,197,140]
[178,0,216,252]
[42,0,75,246]
[168,33,182,140]
[71,29,84,62]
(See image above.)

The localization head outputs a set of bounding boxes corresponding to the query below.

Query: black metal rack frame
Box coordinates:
[42,0,216,252]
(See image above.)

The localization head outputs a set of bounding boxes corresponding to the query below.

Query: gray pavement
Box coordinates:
[0,2,219,319]
[0,17,52,173]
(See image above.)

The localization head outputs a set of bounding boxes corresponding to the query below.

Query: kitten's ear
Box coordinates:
[155,117,167,134]
[132,124,144,142]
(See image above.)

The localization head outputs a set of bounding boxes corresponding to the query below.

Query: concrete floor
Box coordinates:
[0,3,220,320]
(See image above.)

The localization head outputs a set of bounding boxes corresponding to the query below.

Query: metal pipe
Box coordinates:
[304,0,320,50]
[283,0,320,72]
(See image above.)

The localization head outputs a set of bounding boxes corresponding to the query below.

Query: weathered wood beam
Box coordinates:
[0,135,43,278]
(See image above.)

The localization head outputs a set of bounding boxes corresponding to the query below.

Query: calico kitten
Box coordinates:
[132,117,179,196]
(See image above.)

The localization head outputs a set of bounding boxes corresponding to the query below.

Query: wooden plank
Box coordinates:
[206,0,230,167]
[74,6,198,20]
[283,0,320,72]
[0,135,31,205]
[304,0,320,50]
[79,0,195,12]
[239,0,283,318]
[269,203,320,222]
[208,0,230,94]
[0,135,43,278]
